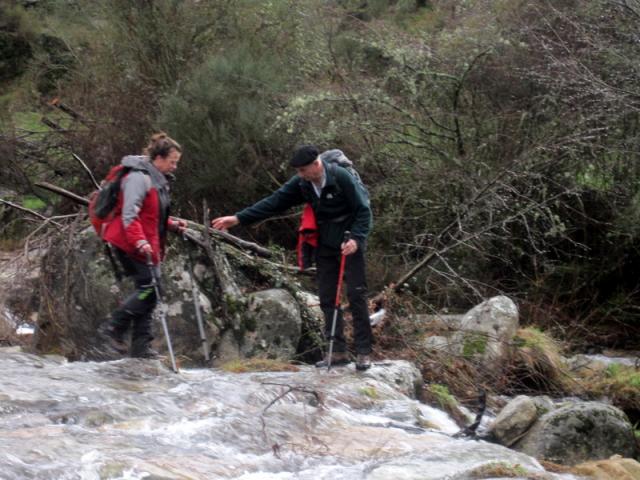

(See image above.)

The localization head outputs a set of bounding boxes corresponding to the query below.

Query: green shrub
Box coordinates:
[0,4,36,82]
[159,46,289,211]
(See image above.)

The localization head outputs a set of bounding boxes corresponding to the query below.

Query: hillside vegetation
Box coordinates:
[1,0,639,350]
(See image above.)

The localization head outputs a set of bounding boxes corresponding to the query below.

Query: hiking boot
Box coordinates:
[315,351,351,368]
[130,345,160,359]
[130,340,160,359]
[99,324,128,355]
[355,354,371,371]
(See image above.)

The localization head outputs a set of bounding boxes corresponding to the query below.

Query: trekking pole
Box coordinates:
[145,252,179,373]
[327,231,351,371]
[183,233,210,361]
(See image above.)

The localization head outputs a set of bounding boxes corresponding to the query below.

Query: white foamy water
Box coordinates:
[0,349,583,479]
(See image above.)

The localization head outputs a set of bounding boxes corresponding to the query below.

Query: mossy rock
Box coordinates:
[514,402,637,465]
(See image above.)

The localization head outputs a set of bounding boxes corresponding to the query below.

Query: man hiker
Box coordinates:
[211,145,374,370]
[99,132,186,358]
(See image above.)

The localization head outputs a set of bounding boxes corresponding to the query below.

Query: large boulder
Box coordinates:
[34,226,315,365]
[566,353,637,376]
[160,248,220,363]
[34,227,222,363]
[411,313,464,330]
[513,401,637,465]
[450,296,519,363]
[213,288,301,364]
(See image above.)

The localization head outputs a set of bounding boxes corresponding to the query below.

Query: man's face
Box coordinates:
[153,148,181,174]
[295,157,323,182]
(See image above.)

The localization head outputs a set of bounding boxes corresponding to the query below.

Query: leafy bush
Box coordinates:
[159,47,290,213]
[0,4,35,83]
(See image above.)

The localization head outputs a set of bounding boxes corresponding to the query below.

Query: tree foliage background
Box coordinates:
[1,0,639,349]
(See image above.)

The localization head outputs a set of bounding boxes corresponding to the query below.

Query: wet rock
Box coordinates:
[34,228,220,363]
[489,395,538,446]
[213,289,302,364]
[531,395,555,416]
[566,353,638,375]
[34,227,316,365]
[360,359,423,398]
[0,351,579,479]
[514,401,637,465]
[244,289,302,357]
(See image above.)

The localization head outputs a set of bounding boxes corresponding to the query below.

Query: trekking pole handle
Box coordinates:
[144,250,159,286]
[343,230,351,243]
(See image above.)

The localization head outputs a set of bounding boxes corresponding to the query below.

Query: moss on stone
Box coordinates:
[359,386,379,399]
[221,358,300,373]
[428,383,456,410]
[462,333,487,357]
[243,314,257,332]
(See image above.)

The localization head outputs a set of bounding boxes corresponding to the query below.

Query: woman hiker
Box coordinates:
[98,132,186,358]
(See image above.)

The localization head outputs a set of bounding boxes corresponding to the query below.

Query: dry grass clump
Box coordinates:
[468,461,550,479]
[579,363,640,416]
[571,455,640,480]
[221,357,300,373]
[505,327,571,395]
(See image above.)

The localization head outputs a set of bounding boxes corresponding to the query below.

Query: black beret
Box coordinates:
[289,145,319,167]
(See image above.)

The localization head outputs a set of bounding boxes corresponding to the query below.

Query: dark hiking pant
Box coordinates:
[301,242,316,270]
[109,248,159,349]
[316,247,372,355]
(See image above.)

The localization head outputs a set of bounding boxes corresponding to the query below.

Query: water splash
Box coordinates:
[0,349,582,479]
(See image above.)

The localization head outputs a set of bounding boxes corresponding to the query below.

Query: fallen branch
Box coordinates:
[40,117,66,132]
[71,153,100,189]
[0,198,63,227]
[48,97,87,124]
[210,227,272,258]
[34,182,89,206]
[201,200,243,331]
[260,381,324,414]
[259,381,326,446]
[185,221,273,258]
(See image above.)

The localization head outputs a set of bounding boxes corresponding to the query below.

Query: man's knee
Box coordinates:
[347,284,368,300]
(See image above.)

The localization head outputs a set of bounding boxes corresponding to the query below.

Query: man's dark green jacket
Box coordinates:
[236,160,372,252]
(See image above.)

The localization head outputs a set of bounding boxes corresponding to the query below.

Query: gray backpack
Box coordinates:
[320,149,370,206]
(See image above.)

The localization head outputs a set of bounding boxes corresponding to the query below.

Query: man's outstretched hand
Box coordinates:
[211,215,239,232]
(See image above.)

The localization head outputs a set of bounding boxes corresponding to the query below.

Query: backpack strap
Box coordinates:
[103,242,124,282]
[328,162,343,196]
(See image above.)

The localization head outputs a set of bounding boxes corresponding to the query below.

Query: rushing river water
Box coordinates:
[0,348,582,480]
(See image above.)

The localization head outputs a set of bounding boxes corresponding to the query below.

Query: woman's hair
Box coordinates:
[144,132,182,159]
